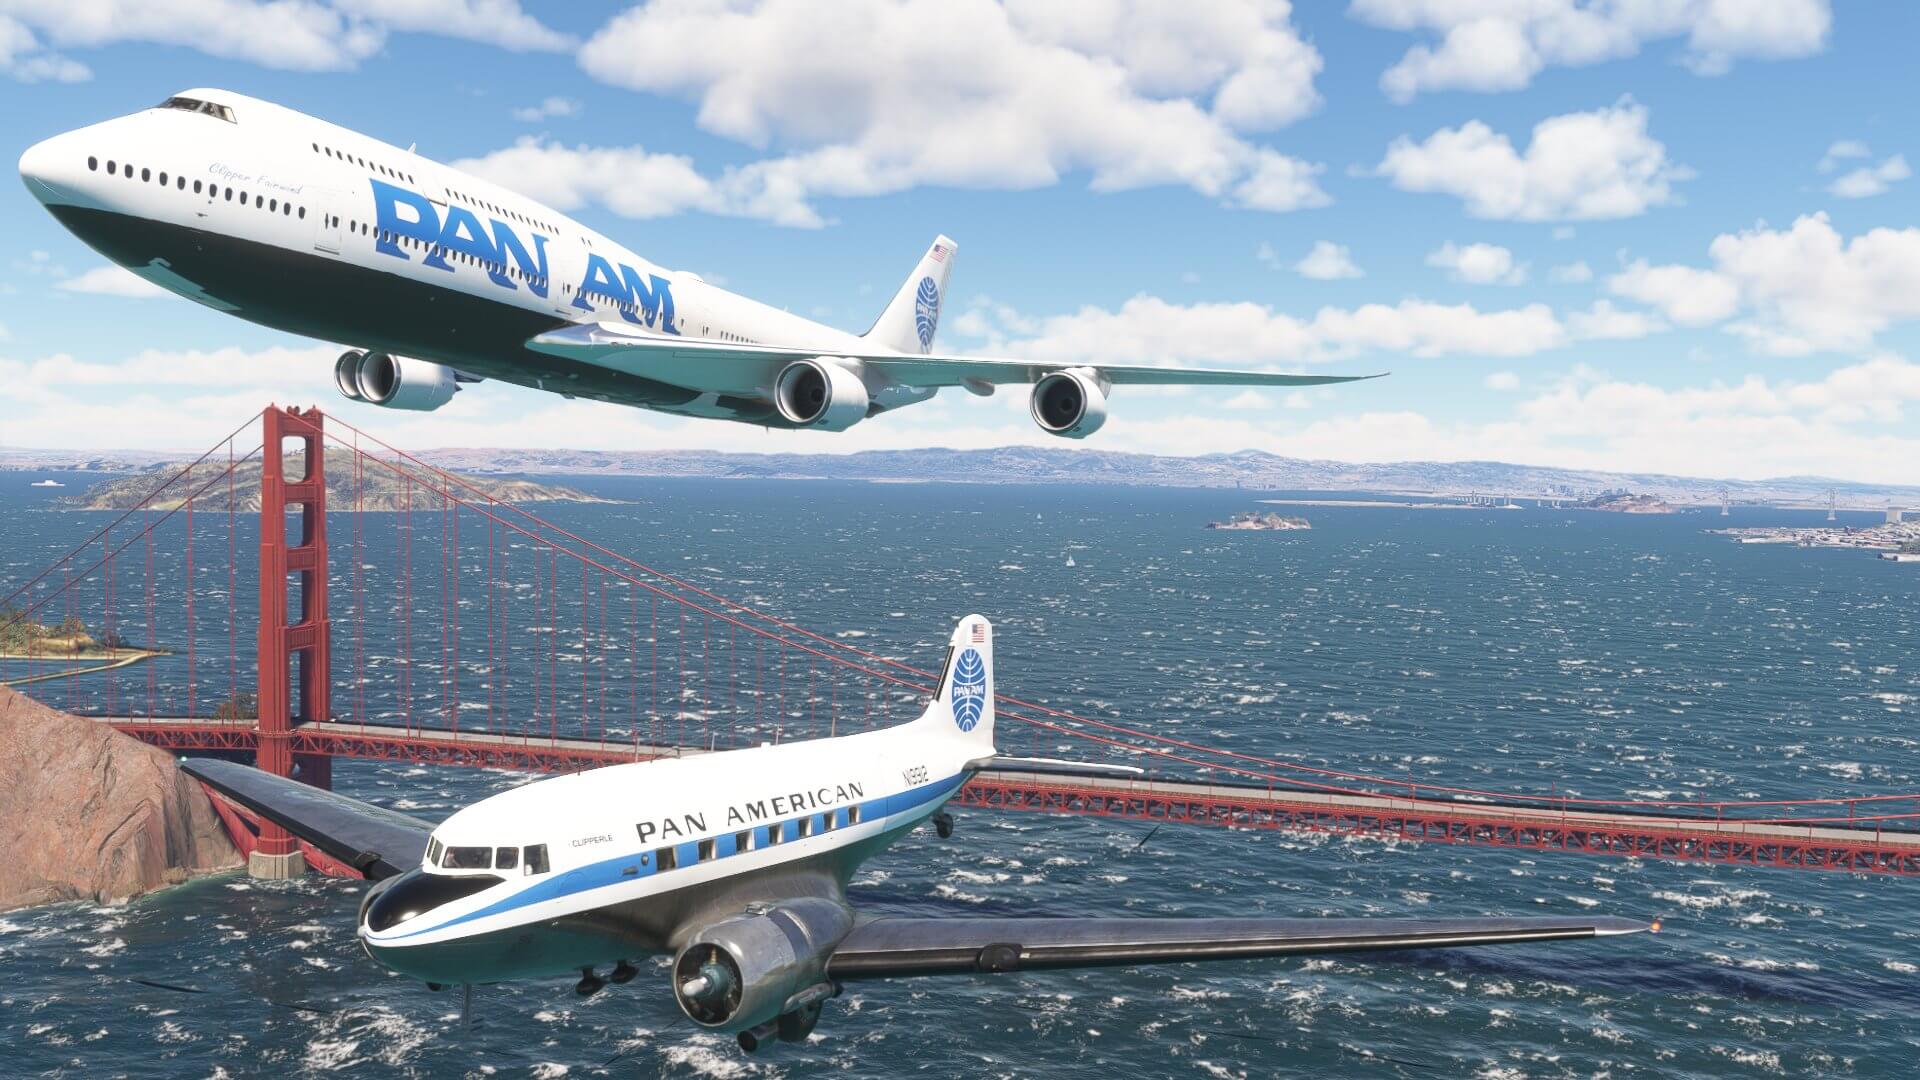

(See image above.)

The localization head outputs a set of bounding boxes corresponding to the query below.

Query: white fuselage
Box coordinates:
[355,617,995,986]
[18,88,883,421]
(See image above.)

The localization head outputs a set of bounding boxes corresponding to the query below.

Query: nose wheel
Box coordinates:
[933,812,954,839]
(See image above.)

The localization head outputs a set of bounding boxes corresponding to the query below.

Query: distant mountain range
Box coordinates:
[8,444,1916,507]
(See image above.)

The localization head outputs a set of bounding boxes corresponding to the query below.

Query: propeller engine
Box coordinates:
[773,358,869,430]
[335,350,463,412]
[672,897,853,1050]
[1029,368,1109,439]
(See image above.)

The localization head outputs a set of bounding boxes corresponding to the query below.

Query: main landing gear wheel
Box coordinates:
[575,966,606,997]
[609,959,638,984]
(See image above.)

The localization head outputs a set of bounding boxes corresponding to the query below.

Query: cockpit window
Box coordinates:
[442,845,493,870]
[494,846,518,870]
[158,96,237,123]
[425,837,443,866]
[523,844,549,875]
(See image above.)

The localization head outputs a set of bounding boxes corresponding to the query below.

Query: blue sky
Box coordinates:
[3,1,1917,483]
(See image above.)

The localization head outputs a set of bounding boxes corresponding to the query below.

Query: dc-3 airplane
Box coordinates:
[183,616,1652,1052]
[21,89,1373,438]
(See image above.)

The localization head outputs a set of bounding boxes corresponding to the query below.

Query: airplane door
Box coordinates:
[312,190,345,254]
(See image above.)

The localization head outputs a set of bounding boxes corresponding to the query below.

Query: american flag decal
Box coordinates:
[970,622,985,643]
[930,244,949,264]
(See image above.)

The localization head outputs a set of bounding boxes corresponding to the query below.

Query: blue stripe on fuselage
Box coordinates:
[371,771,967,943]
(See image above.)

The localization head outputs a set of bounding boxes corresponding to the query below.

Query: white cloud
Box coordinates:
[1548,261,1593,283]
[1292,241,1363,280]
[1610,214,1920,355]
[1353,0,1832,102]
[0,0,567,74]
[573,0,1328,221]
[1376,101,1689,221]
[330,0,572,51]
[511,96,580,122]
[1222,389,1270,410]
[1426,241,1526,285]
[1827,154,1910,199]
[1817,139,1870,173]
[1484,370,1520,391]
[1607,259,1741,327]
[0,14,86,81]
[1568,300,1667,341]
[54,265,170,299]
[962,293,1568,368]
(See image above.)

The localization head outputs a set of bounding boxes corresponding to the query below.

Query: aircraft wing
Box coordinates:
[826,915,1654,979]
[526,322,1376,397]
[181,758,432,880]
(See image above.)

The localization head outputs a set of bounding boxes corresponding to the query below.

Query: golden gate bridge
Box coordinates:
[4,405,1917,881]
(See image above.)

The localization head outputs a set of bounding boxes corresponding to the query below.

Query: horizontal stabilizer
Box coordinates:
[182,758,432,880]
[828,915,1653,979]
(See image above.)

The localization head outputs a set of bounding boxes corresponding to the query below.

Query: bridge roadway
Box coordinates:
[99,716,1920,877]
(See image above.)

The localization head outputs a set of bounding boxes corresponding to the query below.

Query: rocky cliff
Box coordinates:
[0,687,240,910]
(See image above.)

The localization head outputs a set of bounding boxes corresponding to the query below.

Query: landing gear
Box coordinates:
[609,959,638,984]
[777,1000,823,1044]
[575,966,606,997]
[933,811,954,839]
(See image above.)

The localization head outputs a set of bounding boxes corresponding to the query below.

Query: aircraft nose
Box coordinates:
[19,130,86,205]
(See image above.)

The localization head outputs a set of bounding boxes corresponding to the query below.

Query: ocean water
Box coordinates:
[3,473,1918,1078]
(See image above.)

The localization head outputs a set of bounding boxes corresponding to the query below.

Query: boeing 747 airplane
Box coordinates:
[20,89,1372,438]
[185,616,1651,1052]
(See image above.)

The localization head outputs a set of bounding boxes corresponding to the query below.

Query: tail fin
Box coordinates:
[916,614,993,751]
[863,235,957,355]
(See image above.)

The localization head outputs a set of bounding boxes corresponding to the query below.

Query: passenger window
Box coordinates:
[193,180,201,194]
[269,198,277,212]
[766,824,784,847]
[255,195,263,208]
[88,156,98,171]
[735,830,751,853]
[158,171,167,185]
[495,847,518,870]
[523,844,549,875]
[698,838,716,862]
[797,817,813,839]
[848,805,861,825]
[442,845,492,870]
[656,846,678,871]
[107,160,116,175]
[176,176,185,190]
[298,207,306,219]
[140,167,150,181]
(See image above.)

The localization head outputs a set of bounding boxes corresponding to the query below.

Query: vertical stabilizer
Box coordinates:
[863,236,957,355]
[916,615,993,751]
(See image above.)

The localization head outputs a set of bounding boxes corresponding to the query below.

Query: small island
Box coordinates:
[1577,493,1675,514]
[1208,511,1311,531]
[59,449,614,513]
[0,607,167,688]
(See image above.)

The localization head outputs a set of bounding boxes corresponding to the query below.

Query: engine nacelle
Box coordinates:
[1029,368,1109,439]
[349,352,460,412]
[672,897,853,1037]
[334,350,366,401]
[774,358,869,430]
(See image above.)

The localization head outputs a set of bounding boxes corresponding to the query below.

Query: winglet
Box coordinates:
[864,236,957,355]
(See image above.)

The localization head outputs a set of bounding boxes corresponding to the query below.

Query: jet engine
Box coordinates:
[336,350,461,412]
[773,358,869,430]
[1029,368,1109,439]
[672,897,853,1050]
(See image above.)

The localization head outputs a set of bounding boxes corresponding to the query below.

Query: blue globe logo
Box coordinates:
[950,647,987,732]
[913,276,940,350]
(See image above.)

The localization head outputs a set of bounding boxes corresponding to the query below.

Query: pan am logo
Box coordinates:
[950,647,987,732]
[914,276,940,350]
